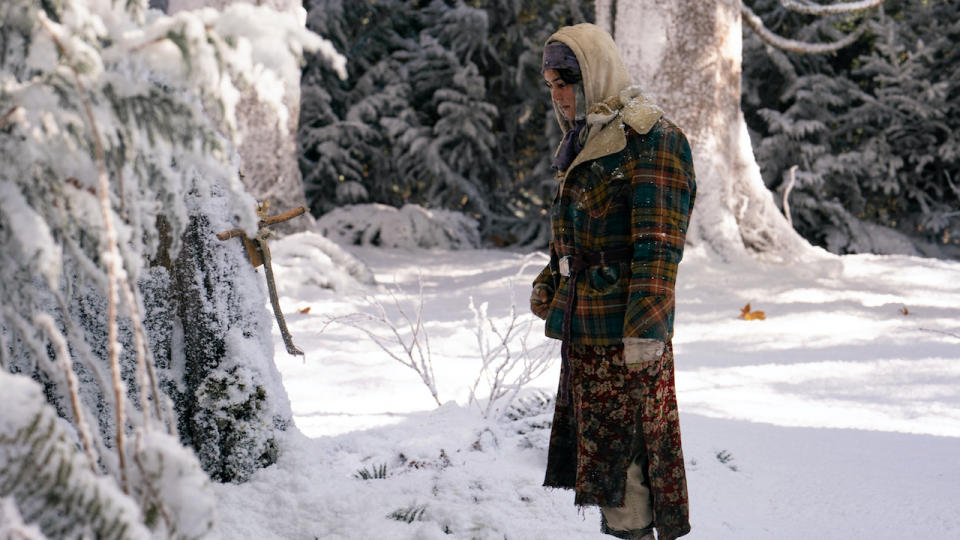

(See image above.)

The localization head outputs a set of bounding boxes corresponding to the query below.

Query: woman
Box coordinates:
[530,23,696,540]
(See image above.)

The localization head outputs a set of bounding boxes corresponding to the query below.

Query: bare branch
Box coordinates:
[322,276,441,406]
[919,327,960,340]
[467,290,557,419]
[743,3,866,54]
[779,0,883,16]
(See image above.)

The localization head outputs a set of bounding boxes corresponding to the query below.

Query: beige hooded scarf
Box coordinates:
[545,23,664,178]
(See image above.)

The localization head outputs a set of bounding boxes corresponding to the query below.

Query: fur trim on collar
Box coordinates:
[586,85,663,135]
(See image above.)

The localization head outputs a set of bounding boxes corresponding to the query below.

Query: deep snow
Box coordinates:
[214,236,960,539]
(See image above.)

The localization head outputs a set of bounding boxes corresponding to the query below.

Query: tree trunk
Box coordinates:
[596,0,814,261]
[166,0,313,231]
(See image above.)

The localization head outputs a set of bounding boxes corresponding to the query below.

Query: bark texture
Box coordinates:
[596,0,814,260]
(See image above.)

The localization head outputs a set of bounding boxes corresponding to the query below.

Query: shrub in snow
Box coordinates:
[157,187,292,483]
[324,269,557,419]
[318,203,481,250]
[0,0,341,532]
[467,296,557,419]
[323,276,442,407]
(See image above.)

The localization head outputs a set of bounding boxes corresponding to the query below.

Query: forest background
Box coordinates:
[299,0,959,257]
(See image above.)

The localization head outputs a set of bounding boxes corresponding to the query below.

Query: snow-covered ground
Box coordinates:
[214,235,960,539]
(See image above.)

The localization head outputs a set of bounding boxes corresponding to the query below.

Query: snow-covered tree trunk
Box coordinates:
[596,0,814,261]
[167,0,313,230]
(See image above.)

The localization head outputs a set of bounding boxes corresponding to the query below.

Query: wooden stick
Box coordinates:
[215,205,307,241]
[262,205,306,227]
[257,237,304,357]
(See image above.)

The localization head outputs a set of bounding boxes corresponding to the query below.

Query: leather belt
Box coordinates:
[557,245,633,405]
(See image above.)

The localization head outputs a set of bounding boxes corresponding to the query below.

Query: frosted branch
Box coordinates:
[40,11,129,493]
[467,288,557,419]
[34,314,99,473]
[742,4,866,54]
[779,0,883,16]
[322,275,441,406]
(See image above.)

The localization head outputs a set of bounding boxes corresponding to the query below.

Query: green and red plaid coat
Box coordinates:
[533,117,696,344]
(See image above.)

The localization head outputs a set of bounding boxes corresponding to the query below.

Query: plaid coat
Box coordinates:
[533,115,696,345]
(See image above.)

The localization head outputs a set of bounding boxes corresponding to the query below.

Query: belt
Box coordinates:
[557,246,633,405]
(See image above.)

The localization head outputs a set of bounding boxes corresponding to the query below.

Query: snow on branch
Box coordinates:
[39,10,131,493]
[467,293,557,419]
[742,3,867,54]
[322,274,442,407]
[779,0,884,16]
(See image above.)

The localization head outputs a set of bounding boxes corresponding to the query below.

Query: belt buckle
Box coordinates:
[559,256,571,277]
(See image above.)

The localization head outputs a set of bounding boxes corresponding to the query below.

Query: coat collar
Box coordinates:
[562,85,663,179]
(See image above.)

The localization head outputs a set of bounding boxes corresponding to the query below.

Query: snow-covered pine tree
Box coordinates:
[394,28,501,223]
[300,0,420,213]
[299,0,593,246]
[163,1,321,233]
[477,0,595,246]
[1,0,343,531]
[743,0,960,256]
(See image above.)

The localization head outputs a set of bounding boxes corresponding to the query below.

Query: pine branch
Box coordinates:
[39,11,129,494]
[132,431,174,534]
[34,314,99,475]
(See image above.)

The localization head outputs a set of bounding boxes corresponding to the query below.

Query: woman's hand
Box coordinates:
[623,338,664,371]
[530,283,554,320]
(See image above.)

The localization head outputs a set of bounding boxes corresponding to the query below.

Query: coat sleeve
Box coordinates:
[621,124,696,341]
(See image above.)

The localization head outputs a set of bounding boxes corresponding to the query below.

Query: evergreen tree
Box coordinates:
[299,0,592,245]
[1,0,341,531]
[743,0,960,256]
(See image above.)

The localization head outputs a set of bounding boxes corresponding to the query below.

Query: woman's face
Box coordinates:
[543,68,576,120]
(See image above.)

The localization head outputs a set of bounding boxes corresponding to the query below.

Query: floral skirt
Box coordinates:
[543,342,690,540]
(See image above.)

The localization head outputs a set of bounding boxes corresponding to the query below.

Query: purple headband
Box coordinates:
[542,42,580,74]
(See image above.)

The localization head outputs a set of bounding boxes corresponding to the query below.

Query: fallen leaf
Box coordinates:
[739,303,766,321]
[298,306,311,314]
[899,305,910,316]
